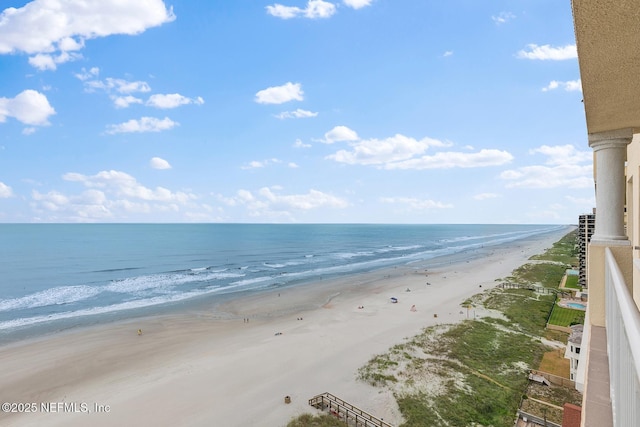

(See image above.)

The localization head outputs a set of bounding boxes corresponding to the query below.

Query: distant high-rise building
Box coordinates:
[577,212,595,288]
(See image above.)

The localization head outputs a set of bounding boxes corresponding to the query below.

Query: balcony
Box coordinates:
[582,248,640,426]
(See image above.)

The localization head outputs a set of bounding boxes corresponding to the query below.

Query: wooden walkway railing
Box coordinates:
[308,392,393,427]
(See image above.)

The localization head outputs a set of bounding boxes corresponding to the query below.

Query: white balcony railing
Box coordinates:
[605,248,640,427]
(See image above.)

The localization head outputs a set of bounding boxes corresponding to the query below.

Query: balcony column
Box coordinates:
[589,129,632,242]
[587,128,632,327]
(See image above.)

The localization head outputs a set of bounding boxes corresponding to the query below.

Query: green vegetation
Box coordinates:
[530,230,578,265]
[286,413,346,427]
[289,230,580,427]
[548,305,585,327]
[564,274,580,289]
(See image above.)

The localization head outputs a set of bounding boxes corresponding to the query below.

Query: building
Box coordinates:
[570,1,640,426]
[565,324,583,386]
[578,213,595,288]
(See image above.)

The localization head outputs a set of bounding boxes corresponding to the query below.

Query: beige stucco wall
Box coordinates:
[587,242,632,327]
[628,134,640,309]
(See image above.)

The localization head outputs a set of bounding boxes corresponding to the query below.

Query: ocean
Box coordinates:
[0,223,566,340]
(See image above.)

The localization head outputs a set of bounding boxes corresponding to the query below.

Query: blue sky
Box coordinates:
[0,0,592,224]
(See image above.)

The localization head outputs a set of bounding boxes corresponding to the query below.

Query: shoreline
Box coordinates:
[0,226,572,427]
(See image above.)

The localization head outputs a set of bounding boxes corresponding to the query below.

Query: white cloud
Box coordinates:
[255,82,303,104]
[380,197,453,210]
[288,162,299,168]
[443,51,453,57]
[492,12,515,25]
[28,51,82,71]
[326,133,454,166]
[517,44,577,60]
[500,144,593,189]
[112,95,143,109]
[106,117,178,134]
[542,79,582,92]
[383,149,514,170]
[0,0,175,70]
[241,159,282,170]
[218,187,347,219]
[30,170,197,221]
[473,193,500,200]
[293,139,311,148]
[150,157,172,170]
[84,77,152,94]
[343,0,372,9]
[500,165,593,189]
[258,187,348,210]
[74,67,100,81]
[63,170,195,203]
[147,93,205,109]
[323,125,359,144]
[22,127,37,135]
[266,1,336,19]
[529,145,592,165]
[0,90,56,126]
[0,182,13,198]
[274,109,318,119]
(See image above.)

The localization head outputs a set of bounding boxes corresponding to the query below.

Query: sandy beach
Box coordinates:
[0,228,570,427]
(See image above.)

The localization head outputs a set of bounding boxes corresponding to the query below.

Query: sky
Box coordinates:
[0,0,593,224]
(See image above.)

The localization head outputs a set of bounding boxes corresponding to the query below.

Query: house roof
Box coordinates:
[568,324,584,345]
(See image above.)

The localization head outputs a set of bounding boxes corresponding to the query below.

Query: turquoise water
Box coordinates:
[567,269,579,275]
[0,223,566,337]
[567,302,586,310]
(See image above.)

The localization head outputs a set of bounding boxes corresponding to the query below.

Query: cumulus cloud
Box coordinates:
[0,182,13,198]
[29,51,83,71]
[63,170,195,203]
[147,94,205,109]
[76,69,204,110]
[380,197,453,210]
[30,169,197,221]
[106,116,178,134]
[323,125,359,144]
[542,79,582,92]
[266,0,336,19]
[255,82,303,104]
[326,133,455,166]
[517,44,577,60]
[343,0,373,9]
[293,139,311,148]
[500,165,593,189]
[150,157,171,169]
[83,77,152,94]
[259,187,348,210]
[500,144,593,189]
[217,187,348,219]
[529,145,592,165]
[0,90,56,126]
[492,12,515,25]
[274,109,318,119]
[0,0,175,70]
[112,95,143,109]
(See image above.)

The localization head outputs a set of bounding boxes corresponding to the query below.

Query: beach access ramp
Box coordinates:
[308,392,393,427]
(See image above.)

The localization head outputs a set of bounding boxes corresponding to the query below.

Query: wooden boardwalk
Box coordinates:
[308,392,393,427]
